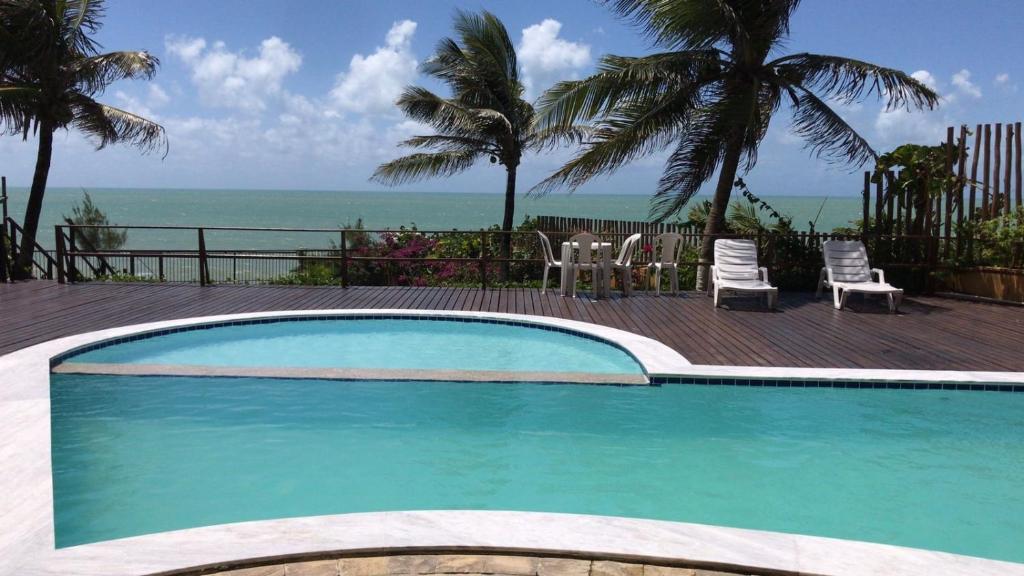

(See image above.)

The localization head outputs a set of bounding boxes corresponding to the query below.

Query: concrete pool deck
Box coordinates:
[2,307,1024,575]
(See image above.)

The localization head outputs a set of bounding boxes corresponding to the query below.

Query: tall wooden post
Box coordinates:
[943,126,954,258]
[1005,123,1014,214]
[994,123,1003,217]
[983,124,992,217]
[955,126,968,259]
[969,125,981,222]
[1016,122,1023,210]
[862,171,871,238]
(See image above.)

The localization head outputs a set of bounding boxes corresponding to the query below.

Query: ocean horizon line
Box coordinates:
[4,184,863,199]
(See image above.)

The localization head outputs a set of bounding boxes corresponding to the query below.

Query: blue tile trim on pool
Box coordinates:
[648,376,1024,392]
[48,314,647,374]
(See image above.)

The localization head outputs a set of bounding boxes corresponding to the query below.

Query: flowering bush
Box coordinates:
[273,217,543,287]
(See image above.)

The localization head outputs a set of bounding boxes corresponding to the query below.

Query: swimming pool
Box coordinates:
[60,317,644,376]
[50,375,1024,562]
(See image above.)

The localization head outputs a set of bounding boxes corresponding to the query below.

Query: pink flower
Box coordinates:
[642,243,653,253]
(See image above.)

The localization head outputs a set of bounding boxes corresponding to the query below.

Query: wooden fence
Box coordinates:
[861,122,1023,263]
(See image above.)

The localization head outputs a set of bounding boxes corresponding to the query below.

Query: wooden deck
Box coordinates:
[2,281,1023,371]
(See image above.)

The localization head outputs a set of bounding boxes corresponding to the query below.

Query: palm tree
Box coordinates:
[0,0,166,279]
[534,0,939,288]
[372,9,584,279]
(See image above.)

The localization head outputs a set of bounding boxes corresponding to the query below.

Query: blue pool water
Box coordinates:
[51,376,1024,561]
[67,319,642,375]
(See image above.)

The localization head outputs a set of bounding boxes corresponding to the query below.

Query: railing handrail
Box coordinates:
[52,223,986,242]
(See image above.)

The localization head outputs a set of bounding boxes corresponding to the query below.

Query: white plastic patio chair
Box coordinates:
[568,232,605,298]
[710,239,778,309]
[611,233,642,296]
[647,232,684,296]
[817,239,903,313]
[536,231,562,294]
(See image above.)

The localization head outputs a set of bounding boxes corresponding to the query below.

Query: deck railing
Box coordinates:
[50,222,1023,292]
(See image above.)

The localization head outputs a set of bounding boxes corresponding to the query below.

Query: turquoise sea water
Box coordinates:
[70,319,643,375]
[51,377,1024,561]
[5,187,862,250]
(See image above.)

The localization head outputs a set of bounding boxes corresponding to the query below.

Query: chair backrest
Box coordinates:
[823,240,872,283]
[653,233,684,265]
[615,233,642,266]
[713,239,760,281]
[537,231,558,265]
[568,232,599,265]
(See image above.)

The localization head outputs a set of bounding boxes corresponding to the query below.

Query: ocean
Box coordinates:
[2,187,862,250]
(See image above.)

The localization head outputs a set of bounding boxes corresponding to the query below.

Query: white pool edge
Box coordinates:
[2,309,1023,576]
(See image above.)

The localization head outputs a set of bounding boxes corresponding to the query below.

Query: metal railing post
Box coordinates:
[340,230,349,288]
[67,229,77,282]
[1,176,7,223]
[198,228,208,286]
[54,226,67,284]
[480,229,488,290]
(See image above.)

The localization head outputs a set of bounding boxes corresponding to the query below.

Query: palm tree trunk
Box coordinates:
[695,134,744,291]
[499,165,517,281]
[14,121,55,280]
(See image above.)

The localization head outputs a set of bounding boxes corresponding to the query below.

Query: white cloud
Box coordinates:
[329,20,418,115]
[993,72,1018,93]
[518,19,591,99]
[874,69,949,146]
[951,68,982,98]
[147,84,171,108]
[166,35,301,112]
[911,70,937,90]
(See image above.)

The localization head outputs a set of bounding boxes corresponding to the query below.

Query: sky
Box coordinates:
[1,0,1022,199]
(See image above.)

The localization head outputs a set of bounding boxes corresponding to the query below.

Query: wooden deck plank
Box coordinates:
[2,281,1023,371]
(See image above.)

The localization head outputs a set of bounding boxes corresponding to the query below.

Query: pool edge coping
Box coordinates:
[2,309,1024,576]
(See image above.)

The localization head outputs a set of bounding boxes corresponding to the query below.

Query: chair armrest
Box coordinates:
[825,267,835,285]
[759,267,769,284]
[871,268,885,284]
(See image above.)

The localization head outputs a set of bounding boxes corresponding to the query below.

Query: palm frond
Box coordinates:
[605,0,800,50]
[605,0,741,49]
[421,9,522,114]
[772,53,939,111]
[0,84,39,137]
[400,134,498,155]
[58,0,102,55]
[648,108,725,220]
[370,150,481,185]
[727,199,763,234]
[526,124,594,152]
[70,50,159,96]
[789,87,876,167]
[535,50,722,129]
[531,88,700,196]
[452,9,518,87]
[396,86,511,138]
[71,97,167,156]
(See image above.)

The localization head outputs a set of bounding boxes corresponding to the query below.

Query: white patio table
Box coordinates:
[560,241,613,298]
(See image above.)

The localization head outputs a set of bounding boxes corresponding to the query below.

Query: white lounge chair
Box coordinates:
[537,231,562,294]
[648,232,684,296]
[817,239,903,313]
[568,232,605,298]
[710,239,778,309]
[611,233,642,296]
